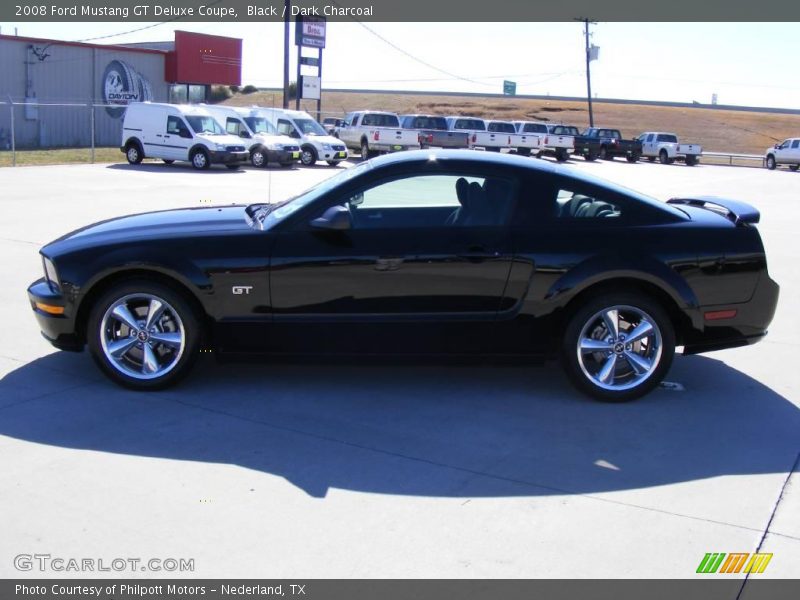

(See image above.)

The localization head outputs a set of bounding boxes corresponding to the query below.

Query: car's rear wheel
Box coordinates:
[659,150,670,165]
[766,155,776,170]
[599,146,611,160]
[87,281,201,390]
[626,153,640,163]
[562,293,675,402]
[685,155,698,166]
[191,149,210,170]
[584,150,598,161]
[125,143,143,164]
[361,140,372,160]
[555,148,569,162]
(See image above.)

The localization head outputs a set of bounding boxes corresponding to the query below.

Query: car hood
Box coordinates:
[195,133,247,147]
[44,206,252,253]
[309,135,345,146]
[253,133,298,147]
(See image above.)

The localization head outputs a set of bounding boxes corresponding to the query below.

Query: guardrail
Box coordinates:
[701,151,765,167]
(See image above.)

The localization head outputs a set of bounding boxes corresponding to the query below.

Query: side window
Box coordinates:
[555,188,622,220]
[225,117,249,137]
[332,174,515,230]
[277,119,296,137]
[166,116,185,135]
[792,140,800,149]
[646,134,654,142]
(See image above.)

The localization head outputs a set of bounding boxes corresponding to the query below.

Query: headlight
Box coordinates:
[42,255,60,290]
[214,143,227,151]
[322,143,332,150]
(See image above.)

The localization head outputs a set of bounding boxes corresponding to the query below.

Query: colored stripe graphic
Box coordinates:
[720,553,749,573]
[697,553,726,573]
[744,553,773,574]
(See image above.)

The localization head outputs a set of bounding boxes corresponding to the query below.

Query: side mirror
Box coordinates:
[179,129,193,139]
[240,131,251,139]
[290,130,301,139]
[310,205,351,231]
[349,192,364,207]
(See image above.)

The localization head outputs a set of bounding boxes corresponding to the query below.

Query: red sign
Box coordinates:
[165,30,242,86]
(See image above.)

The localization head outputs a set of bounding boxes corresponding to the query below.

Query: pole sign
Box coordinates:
[295,16,326,48]
[503,80,516,96]
[301,75,321,100]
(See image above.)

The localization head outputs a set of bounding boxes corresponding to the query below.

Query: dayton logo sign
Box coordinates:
[696,552,773,574]
[102,60,153,118]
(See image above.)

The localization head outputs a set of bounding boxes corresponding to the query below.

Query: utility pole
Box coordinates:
[577,18,597,127]
[283,0,290,108]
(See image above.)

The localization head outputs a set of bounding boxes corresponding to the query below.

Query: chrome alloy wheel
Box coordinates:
[192,151,208,169]
[99,293,186,380]
[576,305,663,392]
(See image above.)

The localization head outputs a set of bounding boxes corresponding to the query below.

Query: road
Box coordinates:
[0,156,797,582]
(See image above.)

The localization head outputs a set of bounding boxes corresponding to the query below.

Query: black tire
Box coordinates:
[226,164,241,170]
[789,164,798,172]
[561,292,675,402]
[300,145,318,166]
[517,148,532,156]
[685,155,698,166]
[584,151,598,161]
[360,140,373,161]
[766,155,776,170]
[599,146,611,160]
[555,148,569,162]
[86,280,201,391]
[191,148,210,170]
[326,160,342,167]
[659,150,669,165]
[125,142,143,165]
[250,147,269,168]
[162,159,174,165]
[626,153,640,163]
[647,156,656,162]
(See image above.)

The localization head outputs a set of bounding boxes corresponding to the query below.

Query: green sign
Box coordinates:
[503,80,516,96]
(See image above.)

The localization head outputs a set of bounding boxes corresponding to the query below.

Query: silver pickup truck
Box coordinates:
[400,114,469,149]
[336,111,420,159]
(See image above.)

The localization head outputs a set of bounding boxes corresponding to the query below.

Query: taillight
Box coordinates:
[545,136,549,144]
[373,131,380,141]
[472,134,476,143]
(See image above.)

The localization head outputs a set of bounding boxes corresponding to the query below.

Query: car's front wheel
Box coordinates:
[191,149,210,170]
[562,293,675,402]
[87,281,201,390]
[766,155,776,170]
[300,146,317,166]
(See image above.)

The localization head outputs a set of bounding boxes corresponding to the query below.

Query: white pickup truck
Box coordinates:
[637,132,702,166]
[544,124,578,162]
[446,116,508,152]
[486,120,542,155]
[765,138,800,171]
[336,111,420,159]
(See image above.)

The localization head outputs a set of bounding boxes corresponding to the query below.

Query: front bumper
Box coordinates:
[319,149,349,162]
[269,149,301,165]
[209,150,250,165]
[27,278,82,351]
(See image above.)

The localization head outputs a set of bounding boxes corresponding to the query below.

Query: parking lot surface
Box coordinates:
[0,157,798,581]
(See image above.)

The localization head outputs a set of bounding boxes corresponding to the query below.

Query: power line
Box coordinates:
[328,0,490,87]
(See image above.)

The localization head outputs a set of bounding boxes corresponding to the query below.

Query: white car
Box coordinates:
[257,108,349,167]
[445,116,510,152]
[121,102,249,170]
[638,132,702,166]
[204,105,300,168]
[765,138,800,171]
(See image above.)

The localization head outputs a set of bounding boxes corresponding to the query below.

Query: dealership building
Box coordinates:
[0,30,242,148]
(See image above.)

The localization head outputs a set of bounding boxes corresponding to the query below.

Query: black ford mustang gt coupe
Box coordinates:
[28,150,779,401]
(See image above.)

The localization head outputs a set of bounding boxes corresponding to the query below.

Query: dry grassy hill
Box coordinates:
[223,90,800,156]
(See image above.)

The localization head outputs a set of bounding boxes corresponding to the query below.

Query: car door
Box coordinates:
[791,139,800,163]
[160,115,192,160]
[270,171,517,317]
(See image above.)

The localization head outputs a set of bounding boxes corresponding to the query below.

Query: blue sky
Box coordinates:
[3,21,799,108]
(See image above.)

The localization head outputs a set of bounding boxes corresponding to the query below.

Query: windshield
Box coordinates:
[550,126,579,136]
[243,117,278,135]
[294,118,328,136]
[249,162,372,230]
[186,116,225,135]
[454,119,485,131]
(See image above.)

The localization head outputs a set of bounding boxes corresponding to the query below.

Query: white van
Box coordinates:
[205,105,301,168]
[121,102,249,170]
[256,108,349,167]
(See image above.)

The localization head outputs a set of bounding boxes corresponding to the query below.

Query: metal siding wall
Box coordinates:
[0,38,167,148]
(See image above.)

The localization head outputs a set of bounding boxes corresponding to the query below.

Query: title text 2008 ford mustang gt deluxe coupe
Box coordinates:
[28,150,779,401]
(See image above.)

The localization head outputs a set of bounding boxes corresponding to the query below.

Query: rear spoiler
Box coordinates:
[667,196,760,225]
